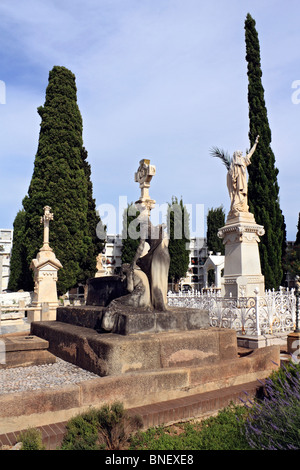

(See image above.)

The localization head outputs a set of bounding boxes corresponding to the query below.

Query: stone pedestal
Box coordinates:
[218,212,265,298]
[29,249,62,322]
[95,253,107,277]
[287,331,300,360]
[31,321,235,377]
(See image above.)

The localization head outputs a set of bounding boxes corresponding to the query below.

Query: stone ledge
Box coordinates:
[0,380,263,449]
[0,344,280,434]
[57,305,210,335]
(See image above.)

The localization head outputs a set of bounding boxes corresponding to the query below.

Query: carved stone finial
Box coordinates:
[40,205,54,250]
[135,159,156,213]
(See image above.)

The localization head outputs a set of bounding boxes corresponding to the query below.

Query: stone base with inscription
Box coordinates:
[218,212,265,298]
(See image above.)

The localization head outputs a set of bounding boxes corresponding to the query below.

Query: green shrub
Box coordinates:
[130,404,251,450]
[18,428,45,450]
[61,402,143,450]
[60,410,100,450]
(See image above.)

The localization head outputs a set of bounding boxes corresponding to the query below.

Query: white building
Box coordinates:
[179,237,208,292]
[0,229,13,293]
[102,234,123,275]
[202,252,225,292]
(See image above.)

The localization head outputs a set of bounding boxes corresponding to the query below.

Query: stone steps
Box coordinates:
[0,379,261,450]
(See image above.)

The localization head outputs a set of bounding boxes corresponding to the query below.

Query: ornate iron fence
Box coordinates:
[167,287,296,336]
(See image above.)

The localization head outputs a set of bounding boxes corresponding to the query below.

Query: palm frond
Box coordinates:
[210,146,232,170]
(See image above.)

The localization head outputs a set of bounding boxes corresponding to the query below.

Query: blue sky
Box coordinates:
[0,0,299,240]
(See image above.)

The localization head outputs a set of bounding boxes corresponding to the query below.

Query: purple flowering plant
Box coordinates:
[242,360,300,450]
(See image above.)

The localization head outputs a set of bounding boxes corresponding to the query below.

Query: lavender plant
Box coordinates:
[243,361,300,450]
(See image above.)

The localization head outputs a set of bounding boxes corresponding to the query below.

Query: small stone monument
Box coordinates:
[28,206,62,322]
[95,253,106,277]
[213,136,265,297]
[134,158,156,213]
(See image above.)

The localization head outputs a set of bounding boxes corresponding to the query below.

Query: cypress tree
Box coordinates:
[283,213,300,281]
[296,213,300,246]
[121,203,141,264]
[7,210,27,292]
[14,66,102,294]
[206,206,225,255]
[80,146,105,280]
[167,196,190,284]
[245,14,286,290]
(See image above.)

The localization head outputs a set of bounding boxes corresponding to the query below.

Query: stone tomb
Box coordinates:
[31,290,212,376]
[0,334,56,369]
[31,319,237,377]
[29,269,280,423]
[29,156,279,414]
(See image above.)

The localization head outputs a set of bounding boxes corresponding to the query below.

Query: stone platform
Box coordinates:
[27,301,281,436]
[31,321,235,376]
[0,343,280,434]
[56,304,210,335]
[0,334,56,369]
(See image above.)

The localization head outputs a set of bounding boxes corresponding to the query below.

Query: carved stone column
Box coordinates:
[218,212,265,298]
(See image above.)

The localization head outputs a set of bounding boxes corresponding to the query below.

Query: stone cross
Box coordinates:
[134,159,156,213]
[40,205,54,250]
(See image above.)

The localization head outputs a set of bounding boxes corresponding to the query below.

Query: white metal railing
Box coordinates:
[0,301,50,330]
[167,287,296,336]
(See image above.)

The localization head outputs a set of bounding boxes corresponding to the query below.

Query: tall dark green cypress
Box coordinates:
[245,14,286,290]
[7,210,27,292]
[121,203,141,265]
[167,196,190,284]
[296,213,300,246]
[12,66,102,294]
[206,206,225,255]
[81,146,105,280]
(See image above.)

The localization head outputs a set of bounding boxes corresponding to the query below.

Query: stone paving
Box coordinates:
[0,357,99,395]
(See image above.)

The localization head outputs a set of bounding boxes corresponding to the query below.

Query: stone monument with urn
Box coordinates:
[212,136,265,297]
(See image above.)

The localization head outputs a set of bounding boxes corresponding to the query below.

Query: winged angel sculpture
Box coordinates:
[210,136,259,216]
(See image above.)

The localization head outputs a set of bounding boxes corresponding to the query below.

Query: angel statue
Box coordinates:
[210,136,259,216]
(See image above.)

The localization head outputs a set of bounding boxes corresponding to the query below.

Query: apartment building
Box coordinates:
[0,229,13,292]
[101,234,123,275]
[179,237,208,291]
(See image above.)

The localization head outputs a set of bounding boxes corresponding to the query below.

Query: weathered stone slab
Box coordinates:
[0,335,56,369]
[57,305,106,330]
[31,321,236,376]
[56,305,210,335]
[86,276,127,306]
[113,306,210,335]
